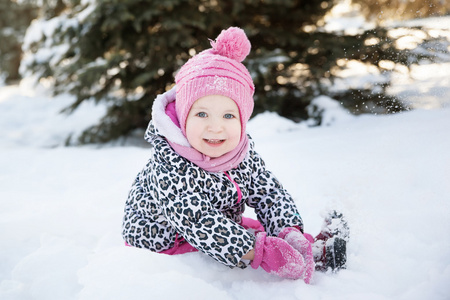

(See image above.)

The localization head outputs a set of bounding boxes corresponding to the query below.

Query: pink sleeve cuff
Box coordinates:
[250,232,266,269]
[278,227,301,239]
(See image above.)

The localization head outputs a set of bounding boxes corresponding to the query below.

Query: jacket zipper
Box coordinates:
[224,171,242,204]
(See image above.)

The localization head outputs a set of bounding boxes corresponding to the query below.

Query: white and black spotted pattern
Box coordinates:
[122,122,303,268]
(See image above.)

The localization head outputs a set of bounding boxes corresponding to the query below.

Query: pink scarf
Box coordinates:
[165,101,248,173]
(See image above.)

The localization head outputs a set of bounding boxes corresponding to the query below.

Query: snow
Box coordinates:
[2,9,450,300]
[389,62,450,110]
[20,17,73,78]
[0,81,107,148]
[323,0,375,34]
[1,79,450,300]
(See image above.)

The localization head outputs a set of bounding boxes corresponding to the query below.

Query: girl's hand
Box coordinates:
[278,227,315,284]
[250,232,305,280]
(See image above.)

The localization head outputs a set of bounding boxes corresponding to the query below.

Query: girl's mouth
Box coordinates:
[204,139,225,145]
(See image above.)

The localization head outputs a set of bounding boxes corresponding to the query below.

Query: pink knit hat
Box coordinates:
[175,27,255,138]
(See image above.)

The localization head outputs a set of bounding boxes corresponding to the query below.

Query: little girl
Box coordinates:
[122,27,347,283]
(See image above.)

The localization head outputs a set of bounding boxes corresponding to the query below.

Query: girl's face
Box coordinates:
[186,95,241,158]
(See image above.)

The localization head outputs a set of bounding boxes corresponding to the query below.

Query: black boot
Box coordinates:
[313,210,349,272]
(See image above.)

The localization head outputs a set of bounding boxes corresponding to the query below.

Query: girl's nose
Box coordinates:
[207,118,223,132]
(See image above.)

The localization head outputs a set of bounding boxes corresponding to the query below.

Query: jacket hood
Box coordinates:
[145,86,191,147]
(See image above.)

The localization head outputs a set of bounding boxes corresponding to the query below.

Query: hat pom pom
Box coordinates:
[210,27,251,62]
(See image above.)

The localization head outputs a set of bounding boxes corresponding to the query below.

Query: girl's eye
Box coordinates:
[224,113,235,119]
[197,112,207,118]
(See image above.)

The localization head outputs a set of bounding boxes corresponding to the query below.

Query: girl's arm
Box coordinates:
[242,248,255,260]
[153,166,256,268]
[246,148,304,236]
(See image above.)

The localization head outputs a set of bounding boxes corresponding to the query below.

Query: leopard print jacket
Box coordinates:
[122,90,303,268]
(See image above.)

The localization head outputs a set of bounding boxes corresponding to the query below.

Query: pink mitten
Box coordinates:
[279,228,315,284]
[251,232,305,279]
[240,216,265,233]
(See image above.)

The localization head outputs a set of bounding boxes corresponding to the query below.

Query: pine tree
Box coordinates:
[0,0,38,83]
[21,0,439,143]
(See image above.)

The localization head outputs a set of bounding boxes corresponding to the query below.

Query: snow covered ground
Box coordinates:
[1,76,450,299]
[1,11,450,300]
